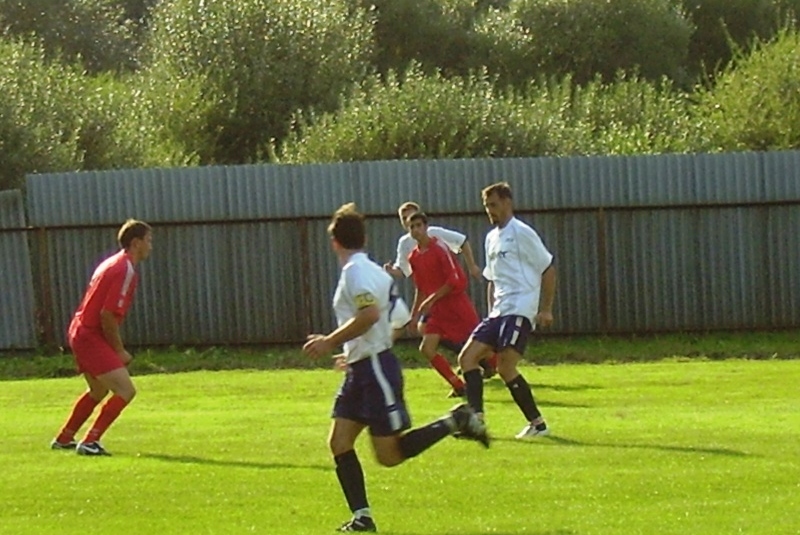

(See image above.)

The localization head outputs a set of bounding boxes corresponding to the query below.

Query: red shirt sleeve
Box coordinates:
[101,262,137,318]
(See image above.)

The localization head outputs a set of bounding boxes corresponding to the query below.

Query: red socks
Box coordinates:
[82,395,129,443]
[56,392,100,443]
[430,354,465,389]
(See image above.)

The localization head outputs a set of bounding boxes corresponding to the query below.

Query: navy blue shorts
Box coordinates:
[470,315,532,355]
[332,350,412,437]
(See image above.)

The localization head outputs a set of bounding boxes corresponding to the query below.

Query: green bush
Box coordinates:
[512,0,694,85]
[683,0,800,78]
[278,67,553,162]
[556,75,710,155]
[0,0,139,73]
[0,40,84,190]
[278,66,703,163]
[76,73,201,170]
[350,0,484,77]
[696,28,800,151]
[143,0,374,165]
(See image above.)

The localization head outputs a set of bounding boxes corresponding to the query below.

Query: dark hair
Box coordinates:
[406,211,428,225]
[117,219,151,249]
[328,202,365,250]
[481,181,513,200]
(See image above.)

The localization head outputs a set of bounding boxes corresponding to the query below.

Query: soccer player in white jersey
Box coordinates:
[457,182,557,440]
[383,201,481,280]
[303,203,489,533]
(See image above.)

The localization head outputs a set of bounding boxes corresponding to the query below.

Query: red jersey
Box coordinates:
[409,237,468,304]
[69,250,139,333]
[409,237,479,343]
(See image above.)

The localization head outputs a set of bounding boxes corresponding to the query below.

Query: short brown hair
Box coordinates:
[406,211,428,225]
[328,202,366,250]
[397,201,420,215]
[118,219,151,249]
[481,181,513,200]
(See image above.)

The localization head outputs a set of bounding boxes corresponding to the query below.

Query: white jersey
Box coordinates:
[333,252,394,364]
[483,217,553,327]
[394,225,466,277]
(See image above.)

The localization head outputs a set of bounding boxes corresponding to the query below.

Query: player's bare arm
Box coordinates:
[460,241,482,279]
[100,309,132,364]
[409,286,423,335]
[486,280,495,313]
[419,283,453,315]
[303,302,381,358]
[534,264,557,327]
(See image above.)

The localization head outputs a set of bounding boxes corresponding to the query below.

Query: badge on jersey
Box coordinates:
[354,292,377,309]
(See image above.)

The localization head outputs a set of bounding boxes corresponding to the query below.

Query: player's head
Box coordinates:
[406,211,429,243]
[118,219,152,262]
[397,201,420,229]
[328,202,366,251]
[481,182,514,227]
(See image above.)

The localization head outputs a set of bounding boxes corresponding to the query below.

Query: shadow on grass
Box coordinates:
[483,380,603,394]
[494,435,751,457]
[137,452,333,472]
[385,530,576,535]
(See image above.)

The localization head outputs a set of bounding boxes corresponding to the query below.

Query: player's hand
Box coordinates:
[419,300,434,315]
[119,350,133,365]
[468,264,482,279]
[332,354,347,371]
[407,319,419,336]
[535,311,554,328]
[383,263,402,278]
[303,334,334,358]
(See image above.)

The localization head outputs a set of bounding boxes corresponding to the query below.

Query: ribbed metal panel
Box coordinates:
[11,149,800,349]
[0,190,37,349]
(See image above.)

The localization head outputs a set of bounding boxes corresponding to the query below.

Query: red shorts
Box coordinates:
[423,294,480,345]
[68,325,125,377]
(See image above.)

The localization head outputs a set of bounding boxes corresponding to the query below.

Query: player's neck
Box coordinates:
[496,214,514,229]
[417,235,431,248]
[337,248,362,265]
[124,248,140,265]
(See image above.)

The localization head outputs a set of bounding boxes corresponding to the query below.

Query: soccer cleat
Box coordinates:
[50,438,78,450]
[337,516,377,532]
[449,403,490,448]
[515,422,551,440]
[76,441,111,456]
[446,386,466,398]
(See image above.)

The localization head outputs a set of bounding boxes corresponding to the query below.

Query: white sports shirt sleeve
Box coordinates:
[393,225,466,277]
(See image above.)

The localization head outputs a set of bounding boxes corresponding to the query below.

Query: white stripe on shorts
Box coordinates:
[370,354,403,431]
[509,316,524,346]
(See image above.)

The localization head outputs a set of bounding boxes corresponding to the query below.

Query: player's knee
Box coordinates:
[115,384,136,403]
[374,449,403,467]
[88,388,108,401]
[495,353,519,380]
[328,434,353,456]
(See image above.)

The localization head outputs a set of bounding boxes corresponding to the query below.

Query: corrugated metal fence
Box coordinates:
[1,151,798,350]
[0,190,37,348]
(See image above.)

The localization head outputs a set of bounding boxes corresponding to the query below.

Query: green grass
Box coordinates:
[1,359,798,535]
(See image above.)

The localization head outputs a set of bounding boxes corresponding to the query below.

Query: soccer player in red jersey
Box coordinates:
[51,219,153,456]
[407,212,491,397]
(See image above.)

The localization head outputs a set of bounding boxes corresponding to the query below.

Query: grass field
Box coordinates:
[1,358,798,535]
